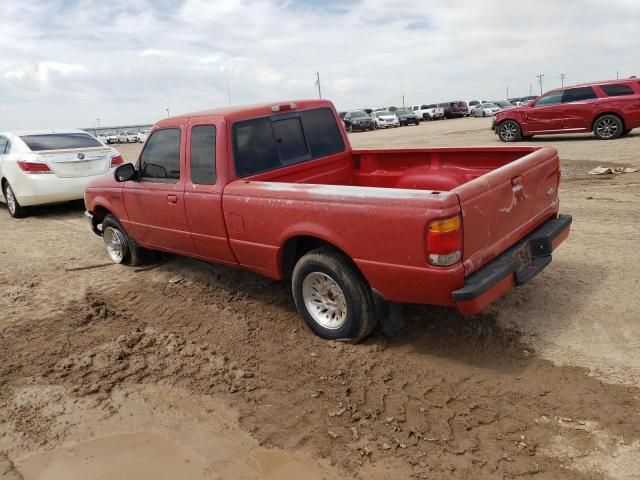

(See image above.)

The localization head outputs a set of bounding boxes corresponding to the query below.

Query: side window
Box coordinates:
[272,117,309,163]
[535,91,564,107]
[600,84,634,97]
[139,128,181,182]
[0,137,7,154]
[561,87,597,103]
[190,125,216,185]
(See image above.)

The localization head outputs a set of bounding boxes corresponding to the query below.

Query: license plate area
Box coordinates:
[513,243,533,271]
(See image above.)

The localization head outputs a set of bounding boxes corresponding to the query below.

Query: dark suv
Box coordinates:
[493,78,640,141]
[438,101,468,118]
[343,110,374,132]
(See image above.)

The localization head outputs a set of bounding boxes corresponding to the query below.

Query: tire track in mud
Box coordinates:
[2,261,640,479]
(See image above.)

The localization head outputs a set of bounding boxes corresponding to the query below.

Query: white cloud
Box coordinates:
[0,0,638,129]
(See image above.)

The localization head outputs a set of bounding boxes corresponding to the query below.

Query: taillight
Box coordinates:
[110,154,124,167]
[426,215,462,266]
[17,161,52,174]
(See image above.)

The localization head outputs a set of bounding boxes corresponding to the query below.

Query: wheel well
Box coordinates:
[280,236,349,278]
[91,205,113,230]
[592,112,626,130]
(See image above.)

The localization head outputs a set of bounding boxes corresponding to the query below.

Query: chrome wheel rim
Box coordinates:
[500,122,519,141]
[103,226,126,263]
[5,186,16,215]
[596,118,618,139]
[302,272,347,330]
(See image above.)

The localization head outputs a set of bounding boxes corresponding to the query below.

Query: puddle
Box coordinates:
[9,386,337,480]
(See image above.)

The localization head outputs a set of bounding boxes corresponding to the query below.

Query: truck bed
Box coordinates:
[235,146,560,277]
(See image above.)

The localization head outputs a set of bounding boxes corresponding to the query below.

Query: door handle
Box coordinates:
[167,194,178,204]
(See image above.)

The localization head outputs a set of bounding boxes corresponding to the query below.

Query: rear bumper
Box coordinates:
[452,214,572,315]
[10,171,115,206]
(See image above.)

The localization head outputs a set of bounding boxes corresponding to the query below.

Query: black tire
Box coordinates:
[621,129,632,137]
[292,248,377,342]
[482,111,486,117]
[497,120,522,142]
[2,182,29,218]
[101,214,144,266]
[593,114,623,140]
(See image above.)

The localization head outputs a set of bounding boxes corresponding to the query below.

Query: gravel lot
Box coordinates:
[1,117,639,479]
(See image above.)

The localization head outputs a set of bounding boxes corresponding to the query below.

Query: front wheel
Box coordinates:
[3,182,29,218]
[101,215,144,266]
[292,248,377,342]
[497,120,522,142]
[593,115,623,140]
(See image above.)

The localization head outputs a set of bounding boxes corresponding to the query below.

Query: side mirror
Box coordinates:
[114,163,137,182]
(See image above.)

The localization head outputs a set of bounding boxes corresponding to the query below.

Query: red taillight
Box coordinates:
[426,215,462,266]
[17,161,52,174]
[110,154,124,167]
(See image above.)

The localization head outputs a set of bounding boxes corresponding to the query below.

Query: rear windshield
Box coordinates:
[20,133,102,151]
[233,107,345,177]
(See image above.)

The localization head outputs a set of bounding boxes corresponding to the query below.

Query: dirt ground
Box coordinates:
[1,117,639,479]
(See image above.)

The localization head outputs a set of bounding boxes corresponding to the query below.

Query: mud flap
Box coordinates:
[373,289,405,336]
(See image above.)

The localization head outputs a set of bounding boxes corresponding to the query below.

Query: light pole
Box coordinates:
[402,94,405,108]
[559,73,566,87]
[166,107,170,117]
[536,74,544,95]
[506,86,509,100]
[315,72,322,99]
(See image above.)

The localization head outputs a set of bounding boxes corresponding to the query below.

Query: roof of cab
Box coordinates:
[154,99,335,127]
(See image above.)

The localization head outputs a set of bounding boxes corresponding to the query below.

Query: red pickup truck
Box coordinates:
[85,100,571,341]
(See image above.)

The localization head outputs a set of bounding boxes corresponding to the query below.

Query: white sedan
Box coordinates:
[372,111,400,128]
[471,103,502,117]
[0,129,124,218]
[117,131,138,143]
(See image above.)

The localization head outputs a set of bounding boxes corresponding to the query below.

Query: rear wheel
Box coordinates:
[292,248,377,342]
[2,182,28,218]
[101,215,143,266]
[593,115,623,140]
[497,120,522,142]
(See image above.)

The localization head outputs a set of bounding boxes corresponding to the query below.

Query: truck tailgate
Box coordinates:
[453,146,561,275]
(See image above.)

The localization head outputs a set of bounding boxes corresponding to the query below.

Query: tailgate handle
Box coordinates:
[167,194,178,205]
[511,176,524,200]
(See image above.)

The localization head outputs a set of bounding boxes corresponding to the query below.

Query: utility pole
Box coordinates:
[559,73,566,87]
[225,75,232,105]
[402,94,405,108]
[529,84,533,96]
[95,118,100,136]
[315,72,322,99]
[617,70,619,79]
[536,74,544,95]
[506,86,509,100]
[166,107,170,117]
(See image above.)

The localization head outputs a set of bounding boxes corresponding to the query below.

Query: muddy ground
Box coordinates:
[1,117,639,479]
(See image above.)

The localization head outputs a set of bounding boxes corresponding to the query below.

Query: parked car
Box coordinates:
[471,103,501,117]
[117,131,138,143]
[493,78,640,142]
[85,99,571,342]
[437,101,467,118]
[394,108,420,126]
[372,110,400,128]
[410,104,444,121]
[136,130,150,143]
[97,134,109,145]
[0,129,124,217]
[492,100,516,110]
[105,133,118,144]
[343,110,374,131]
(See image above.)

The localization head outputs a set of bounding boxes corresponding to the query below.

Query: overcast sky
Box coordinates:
[1,0,638,130]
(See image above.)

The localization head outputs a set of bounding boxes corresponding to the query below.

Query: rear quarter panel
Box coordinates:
[222,182,465,305]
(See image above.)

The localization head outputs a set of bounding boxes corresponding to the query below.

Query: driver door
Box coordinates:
[122,127,197,254]
[526,90,564,132]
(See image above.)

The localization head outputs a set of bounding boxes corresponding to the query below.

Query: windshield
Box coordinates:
[350,111,368,118]
[376,111,392,116]
[481,103,498,108]
[496,101,512,107]
[20,133,103,151]
[395,109,410,115]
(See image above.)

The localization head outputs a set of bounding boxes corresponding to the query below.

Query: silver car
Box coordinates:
[471,103,501,117]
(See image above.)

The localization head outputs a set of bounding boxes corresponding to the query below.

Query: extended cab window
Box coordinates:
[190,125,216,185]
[561,87,597,103]
[140,128,181,182]
[601,84,635,97]
[233,107,345,177]
[535,91,563,106]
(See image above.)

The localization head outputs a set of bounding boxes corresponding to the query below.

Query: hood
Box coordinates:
[377,115,397,120]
